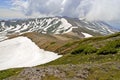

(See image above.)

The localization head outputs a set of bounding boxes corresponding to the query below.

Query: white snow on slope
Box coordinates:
[81,32,93,38]
[0,18,73,36]
[0,32,8,41]
[54,18,72,34]
[0,36,62,71]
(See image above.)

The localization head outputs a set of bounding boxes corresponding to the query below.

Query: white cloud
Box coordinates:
[0,0,120,23]
[10,0,120,22]
[0,8,48,19]
[0,8,26,19]
[85,0,120,21]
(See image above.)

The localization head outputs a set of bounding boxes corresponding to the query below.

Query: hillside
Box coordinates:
[0,17,118,42]
[0,32,120,80]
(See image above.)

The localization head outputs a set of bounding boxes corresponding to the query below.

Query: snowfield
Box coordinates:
[0,36,62,71]
[82,32,93,38]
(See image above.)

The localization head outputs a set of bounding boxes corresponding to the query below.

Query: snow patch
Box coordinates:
[0,32,8,41]
[55,18,72,34]
[0,37,62,70]
[82,32,93,38]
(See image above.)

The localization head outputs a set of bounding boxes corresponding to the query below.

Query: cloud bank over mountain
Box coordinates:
[11,0,120,22]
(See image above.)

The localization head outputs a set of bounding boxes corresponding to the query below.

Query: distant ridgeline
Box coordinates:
[0,17,117,41]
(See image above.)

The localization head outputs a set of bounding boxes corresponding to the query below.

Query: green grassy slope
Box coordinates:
[41,32,120,80]
[44,32,120,65]
[0,32,120,80]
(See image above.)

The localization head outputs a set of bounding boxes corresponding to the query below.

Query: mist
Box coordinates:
[85,0,120,21]
[11,0,120,22]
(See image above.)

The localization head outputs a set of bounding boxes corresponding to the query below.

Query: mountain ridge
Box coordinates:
[0,17,117,41]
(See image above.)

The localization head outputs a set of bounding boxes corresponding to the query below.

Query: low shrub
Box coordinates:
[97,39,120,55]
[97,47,117,55]
[71,45,97,54]
[71,45,85,54]
[108,40,120,48]
[83,45,97,54]
[50,42,56,45]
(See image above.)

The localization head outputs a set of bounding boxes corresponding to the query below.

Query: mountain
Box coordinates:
[0,17,120,80]
[0,17,117,41]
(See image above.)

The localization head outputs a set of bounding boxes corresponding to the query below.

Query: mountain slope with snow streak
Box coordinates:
[0,17,117,41]
[0,36,62,71]
[0,17,73,35]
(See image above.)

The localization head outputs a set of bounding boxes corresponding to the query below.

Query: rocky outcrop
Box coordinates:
[5,64,90,80]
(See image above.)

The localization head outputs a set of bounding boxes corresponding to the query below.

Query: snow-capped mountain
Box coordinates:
[0,17,117,41]
[0,17,72,34]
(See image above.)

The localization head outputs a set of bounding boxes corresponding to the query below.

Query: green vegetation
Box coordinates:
[83,45,97,54]
[97,39,120,55]
[42,33,120,80]
[45,52,120,65]
[71,45,97,55]
[71,39,120,55]
[1,32,120,80]
[87,63,120,80]
[42,75,61,80]
[45,32,120,65]
[0,68,22,80]
[50,42,56,45]
[63,42,74,47]
[97,47,117,55]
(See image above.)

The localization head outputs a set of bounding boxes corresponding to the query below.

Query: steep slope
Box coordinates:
[0,17,117,41]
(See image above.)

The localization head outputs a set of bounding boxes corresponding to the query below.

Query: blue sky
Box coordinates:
[0,0,11,8]
[0,0,26,18]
